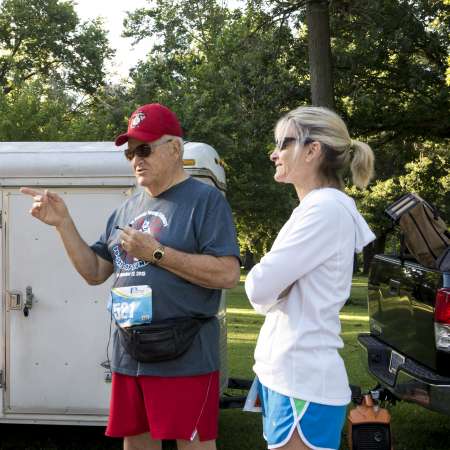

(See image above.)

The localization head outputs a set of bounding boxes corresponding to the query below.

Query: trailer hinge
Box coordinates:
[0,370,4,389]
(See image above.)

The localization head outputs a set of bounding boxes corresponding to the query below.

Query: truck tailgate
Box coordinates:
[368,255,445,373]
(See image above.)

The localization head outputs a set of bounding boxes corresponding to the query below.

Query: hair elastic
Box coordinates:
[349,139,355,153]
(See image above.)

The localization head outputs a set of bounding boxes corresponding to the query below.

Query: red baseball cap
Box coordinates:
[115,103,183,146]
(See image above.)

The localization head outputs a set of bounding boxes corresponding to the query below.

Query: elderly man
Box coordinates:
[21,103,241,450]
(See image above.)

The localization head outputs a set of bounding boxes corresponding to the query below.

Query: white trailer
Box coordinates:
[0,141,229,425]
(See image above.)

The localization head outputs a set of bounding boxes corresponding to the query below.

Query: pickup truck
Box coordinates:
[358,252,450,416]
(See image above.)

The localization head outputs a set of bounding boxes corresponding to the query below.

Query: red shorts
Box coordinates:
[105,371,219,441]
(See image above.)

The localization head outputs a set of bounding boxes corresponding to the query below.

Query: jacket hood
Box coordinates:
[301,188,376,253]
[330,189,376,253]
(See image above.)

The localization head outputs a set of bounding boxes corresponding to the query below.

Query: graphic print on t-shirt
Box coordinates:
[112,210,168,273]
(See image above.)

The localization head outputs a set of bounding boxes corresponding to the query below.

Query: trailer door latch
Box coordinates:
[23,286,34,317]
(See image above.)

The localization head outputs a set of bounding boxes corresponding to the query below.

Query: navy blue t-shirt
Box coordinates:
[91,177,240,376]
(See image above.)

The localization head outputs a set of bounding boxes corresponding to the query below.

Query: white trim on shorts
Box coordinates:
[190,372,213,441]
[266,398,309,449]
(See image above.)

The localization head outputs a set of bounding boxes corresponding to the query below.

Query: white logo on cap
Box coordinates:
[131,112,145,128]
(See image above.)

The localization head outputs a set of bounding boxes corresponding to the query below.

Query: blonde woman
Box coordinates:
[245,106,376,450]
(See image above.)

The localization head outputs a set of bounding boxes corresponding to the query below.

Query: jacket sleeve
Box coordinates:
[245,201,341,313]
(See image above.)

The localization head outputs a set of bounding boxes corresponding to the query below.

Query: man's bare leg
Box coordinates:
[124,432,162,450]
[176,436,216,450]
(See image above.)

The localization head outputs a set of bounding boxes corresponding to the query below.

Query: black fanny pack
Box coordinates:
[117,317,212,363]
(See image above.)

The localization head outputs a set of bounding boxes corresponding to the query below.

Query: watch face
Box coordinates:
[153,248,164,261]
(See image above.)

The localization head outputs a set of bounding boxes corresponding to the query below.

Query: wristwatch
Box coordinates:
[151,245,165,264]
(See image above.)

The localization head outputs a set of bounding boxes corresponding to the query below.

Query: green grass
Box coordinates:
[1,276,449,449]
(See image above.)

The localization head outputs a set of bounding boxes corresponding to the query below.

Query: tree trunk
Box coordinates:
[243,249,255,271]
[353,252,359,274]
[306,0,335,109]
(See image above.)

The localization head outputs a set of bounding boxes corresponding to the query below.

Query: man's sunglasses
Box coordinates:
[124,139,173,161]
[276,137,313,151]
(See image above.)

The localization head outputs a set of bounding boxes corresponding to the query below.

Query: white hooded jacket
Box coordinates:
[245,188,375,405]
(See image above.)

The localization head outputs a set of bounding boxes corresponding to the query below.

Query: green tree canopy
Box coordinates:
[0,76,133,141]
[1,0,448,263]
[331,0,449,177]
[0,0,114,95]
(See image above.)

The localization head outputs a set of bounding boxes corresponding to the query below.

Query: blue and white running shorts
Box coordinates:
[256,378,347,450]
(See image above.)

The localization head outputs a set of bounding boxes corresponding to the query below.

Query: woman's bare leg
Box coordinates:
[277,429,311,450]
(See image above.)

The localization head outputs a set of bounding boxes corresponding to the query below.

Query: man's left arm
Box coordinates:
[156,248,240,289]
[120,228,240,289]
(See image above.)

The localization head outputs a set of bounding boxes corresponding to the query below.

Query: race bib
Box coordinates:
[108,285,152,328]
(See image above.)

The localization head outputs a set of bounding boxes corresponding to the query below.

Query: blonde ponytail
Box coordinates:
[350,140,374,189]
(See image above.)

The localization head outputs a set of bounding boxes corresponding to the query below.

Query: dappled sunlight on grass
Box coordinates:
[341,330,368,337]
[228,307,369,323]
[340,314,369,321]
[228,333,259,343]
[227,307,258,315]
